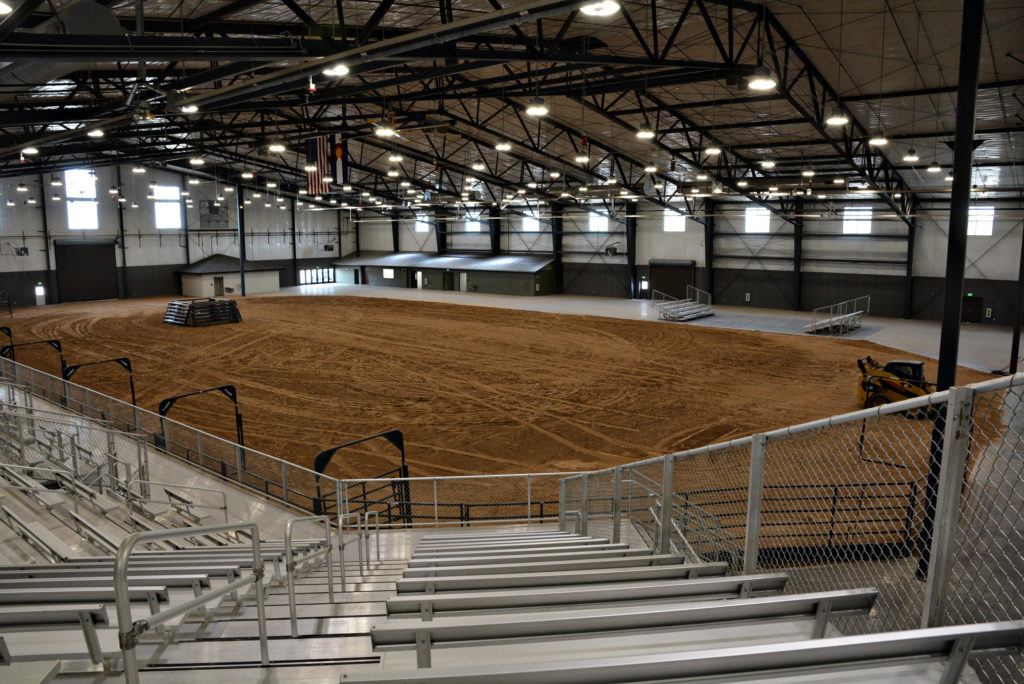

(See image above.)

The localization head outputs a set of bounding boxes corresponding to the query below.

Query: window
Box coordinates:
[842,207,872,234]
[382,268,395,279]
[465,215,481,232]
[967,205,995,236]
[414,215,430,233]
[153,185,181,230]
[664,208,686,232]
[744,206,770,234]
[65,168,98,230]
[299,267,336,284]
[522,208,539,232]
[589,213,608,232]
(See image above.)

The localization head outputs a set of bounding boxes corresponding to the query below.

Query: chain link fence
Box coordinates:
[559,373,1024,683]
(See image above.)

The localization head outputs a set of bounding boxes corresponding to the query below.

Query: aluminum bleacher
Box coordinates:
[0,366,1022,682]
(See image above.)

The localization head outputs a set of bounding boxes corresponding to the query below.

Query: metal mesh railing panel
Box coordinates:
[759,408,937,634]
[620,460,665,551]
[943,383,1024,683]
[672,443,751,567]
[585,470,615,540]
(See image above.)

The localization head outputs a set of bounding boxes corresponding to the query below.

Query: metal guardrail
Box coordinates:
[560,372,1024,683]
[114,523,269,684]
[338,512,363,588]
[808,295,871,335]
[285,515,333,637]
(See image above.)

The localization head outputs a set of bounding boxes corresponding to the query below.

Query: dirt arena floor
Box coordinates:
[4,295,993,483]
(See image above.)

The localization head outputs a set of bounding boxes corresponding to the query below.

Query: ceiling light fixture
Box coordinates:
[189,157,204,166]
[574,154,590,163]
[903,149,920,162]
[705,146,721,156]
[298,189,308,195]
[268,143,286,152]
[21,146,38,155]
[241,171,254,179]
[179,104,199,113]
[374,124,396,137]
[696,172,708,181]
[580,0,620,16]
[322,63,349,77]
[549,171,561,179]
[825,108,850,126]
[471,163,486,171]
[736,180,749,188]
[833,177,845,184]
[387,169,400,177]
[867,132,888,146]
[388,154,403,162]
[945,173,954,182]
[51,193,61,201]
[801,169,815,177]
[927,161,942,173]
[132,165,146,174]
[49,176,63,187]
[747,66,777,91]
[16,183,27,192]
[304,164,317,172]
[108,185,118,194]
[266,181,277,188]
[495,141,512,152]
[188,177,200,185]
[760,159,775,169]
[0,3,11,15]
[87,129,104,138]
[635,126,655,139]
[644,165,657,173]
[525,97,548,117]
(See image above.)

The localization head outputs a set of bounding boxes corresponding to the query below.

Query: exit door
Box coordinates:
[961,295,984,323]
[443,271,454,290]
[213,276,224,296]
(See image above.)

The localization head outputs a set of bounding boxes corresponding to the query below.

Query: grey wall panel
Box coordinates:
[563,263,629,298]
[714,268,794,309]
[467,271,535,296]
[911,276,1018,325]
[125,264,181,298]
[0,270,50,307]
[801,272,906,318]
[364,265,410,288]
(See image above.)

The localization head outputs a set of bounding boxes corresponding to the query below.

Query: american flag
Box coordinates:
[306,135,336,195]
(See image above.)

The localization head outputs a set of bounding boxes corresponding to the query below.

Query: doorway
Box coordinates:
[648,259,696,300]
[459,272,468,292]
[213,276,224,296]
[961,295,984,323]
[443,271,455,290]
[54,239,118,302]
[415,271,423,289]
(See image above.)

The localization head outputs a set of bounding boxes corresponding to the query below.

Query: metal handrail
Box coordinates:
[114,523,269,684]
[285,515,334,637]
[338,512,362,589]
[364,511,381,567]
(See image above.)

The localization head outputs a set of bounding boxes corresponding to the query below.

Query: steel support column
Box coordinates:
[114,167,128,299]
[918,0,985,580]
[290,200,298,286]
[905,214,917,319]
[488,205,501,256]
[626,200,638,299]
[551,202,564,294]
[236,183,247,296]
[704,200,715,296]
[793,203,803,311]
[1010,224,1024,373]
[434,209,448,255]
[391,215,400,252]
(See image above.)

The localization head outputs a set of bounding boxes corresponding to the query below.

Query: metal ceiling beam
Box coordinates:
[177,0,593,110]
[0,34,322,61]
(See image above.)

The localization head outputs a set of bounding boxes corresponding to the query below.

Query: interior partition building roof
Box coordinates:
[0,0,1018,223]
[177,254,283,274]
[333,252,554,273]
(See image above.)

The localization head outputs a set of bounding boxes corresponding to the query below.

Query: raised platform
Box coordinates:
[163,299,242,327]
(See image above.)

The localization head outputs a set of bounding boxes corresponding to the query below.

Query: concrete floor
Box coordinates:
[267,283,1017,375]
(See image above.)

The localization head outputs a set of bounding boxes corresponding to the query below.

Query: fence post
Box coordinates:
[558,479,566,530]
[921,387,974,628]
[612,467,623,544]
[659,455,674,554]
[744,434,768,574]
[580,474,590,536]
[526,474,532,525]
